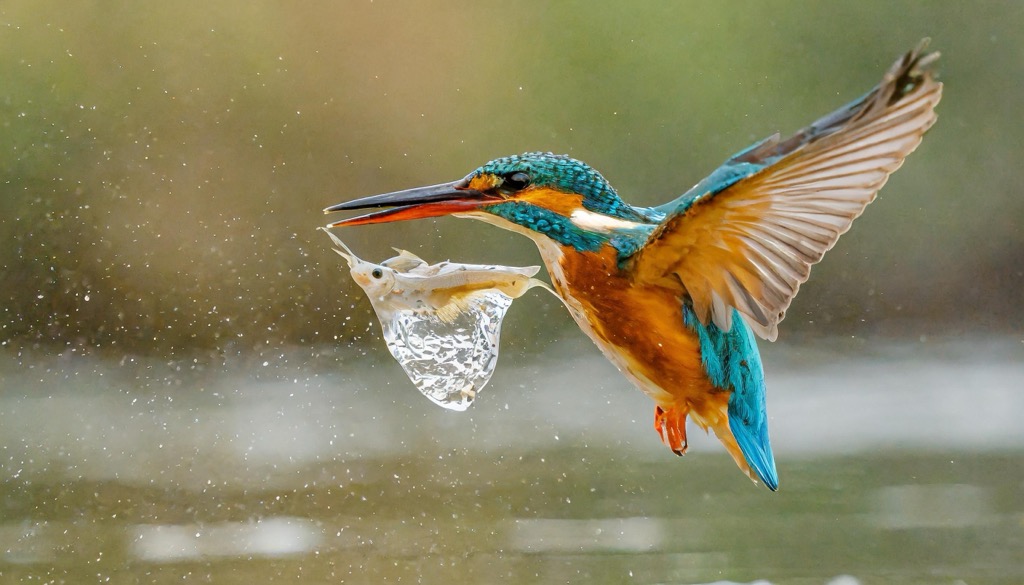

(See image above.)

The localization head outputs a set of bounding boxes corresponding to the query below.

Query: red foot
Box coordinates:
[654,405,688,455]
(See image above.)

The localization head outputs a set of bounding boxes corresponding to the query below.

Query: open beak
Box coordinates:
[323,179,501,227]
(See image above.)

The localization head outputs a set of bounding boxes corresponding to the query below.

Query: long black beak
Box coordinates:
[323,180,501,227]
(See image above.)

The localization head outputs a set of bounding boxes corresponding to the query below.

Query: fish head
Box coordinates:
[320,227,397,298]
[349,263,397,298]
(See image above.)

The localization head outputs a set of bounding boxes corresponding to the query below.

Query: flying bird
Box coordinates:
[324,41,942,490]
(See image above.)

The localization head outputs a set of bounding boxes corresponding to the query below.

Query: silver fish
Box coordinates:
[321,227,553,411]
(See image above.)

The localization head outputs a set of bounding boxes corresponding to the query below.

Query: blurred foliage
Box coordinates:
[1,1,1022,356]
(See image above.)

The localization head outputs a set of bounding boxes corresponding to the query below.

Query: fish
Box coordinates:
[320,227,554,411]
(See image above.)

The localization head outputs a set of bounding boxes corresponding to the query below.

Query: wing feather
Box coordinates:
[632,42,942,341]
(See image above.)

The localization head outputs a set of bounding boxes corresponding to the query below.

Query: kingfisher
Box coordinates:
[324,42,942,490]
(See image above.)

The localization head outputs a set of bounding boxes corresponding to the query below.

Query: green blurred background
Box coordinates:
[2,1,1021,357]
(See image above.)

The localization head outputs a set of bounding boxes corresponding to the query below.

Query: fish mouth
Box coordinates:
[323,179,503,227]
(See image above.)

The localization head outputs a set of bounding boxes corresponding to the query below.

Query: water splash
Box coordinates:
[380,290,513,411]
[320,228,556,410]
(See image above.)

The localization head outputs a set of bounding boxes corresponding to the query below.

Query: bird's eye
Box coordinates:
[371,268,383,279]
[502,172,531,192]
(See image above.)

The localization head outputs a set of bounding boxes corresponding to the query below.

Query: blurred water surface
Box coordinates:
[2,337,1022,584]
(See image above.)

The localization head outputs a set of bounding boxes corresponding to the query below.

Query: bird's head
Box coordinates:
[325,152,657,253]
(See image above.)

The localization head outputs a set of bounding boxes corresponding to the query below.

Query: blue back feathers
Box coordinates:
[683,306,778,490]
[656,73,909,219]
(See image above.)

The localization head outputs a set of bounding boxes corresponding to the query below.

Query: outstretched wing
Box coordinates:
[632,40,943,341]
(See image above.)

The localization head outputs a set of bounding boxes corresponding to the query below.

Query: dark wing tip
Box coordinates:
[877,38,941,109]
[738,41,941,166]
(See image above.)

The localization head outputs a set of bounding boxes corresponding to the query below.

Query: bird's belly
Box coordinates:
[524,237,720,410]
[553,274,717,408]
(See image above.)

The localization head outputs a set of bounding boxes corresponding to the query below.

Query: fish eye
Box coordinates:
[371,268,383,279]
[502,171,531,192]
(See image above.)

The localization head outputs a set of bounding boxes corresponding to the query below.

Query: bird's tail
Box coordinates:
[698,389,778,491]
[726,404,778,491]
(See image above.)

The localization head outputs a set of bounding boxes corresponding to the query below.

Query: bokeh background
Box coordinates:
[3,1,1022,354]
[1,2,1022,584]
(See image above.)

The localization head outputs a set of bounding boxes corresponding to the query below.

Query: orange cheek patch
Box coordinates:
[519,187,584,215]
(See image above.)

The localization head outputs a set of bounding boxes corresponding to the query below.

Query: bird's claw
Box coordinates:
[654,405,689,455]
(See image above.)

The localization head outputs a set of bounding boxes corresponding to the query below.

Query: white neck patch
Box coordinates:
[569,209,644,233]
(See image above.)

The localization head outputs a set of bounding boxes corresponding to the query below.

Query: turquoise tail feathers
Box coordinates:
[728,395,778,491]
[684,305,779,490]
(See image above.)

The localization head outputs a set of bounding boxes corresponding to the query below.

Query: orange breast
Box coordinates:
[555,245,723,413]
